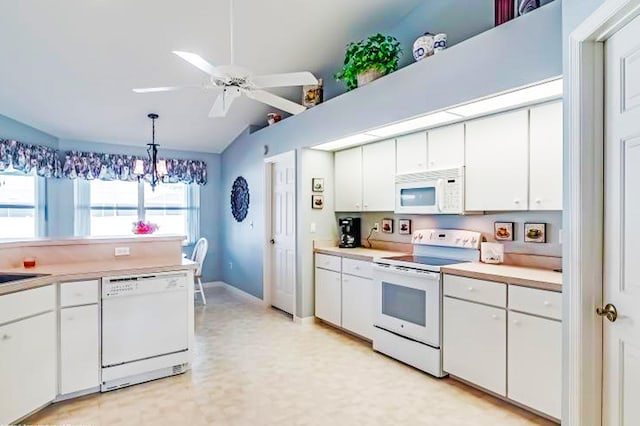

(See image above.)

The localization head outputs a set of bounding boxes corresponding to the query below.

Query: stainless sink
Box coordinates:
[0,273,47,285]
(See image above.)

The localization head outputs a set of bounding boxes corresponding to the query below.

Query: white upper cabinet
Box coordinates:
[362,139,396,211]
[334,146,363,212]
[465,110,530,211]
[428,123,465,170]
[529,101,563,210]
[396,132,427,175]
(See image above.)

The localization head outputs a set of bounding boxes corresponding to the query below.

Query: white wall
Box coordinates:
[297,149,337,317]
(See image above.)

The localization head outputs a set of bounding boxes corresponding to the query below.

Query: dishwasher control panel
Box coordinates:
[102,273,188,298]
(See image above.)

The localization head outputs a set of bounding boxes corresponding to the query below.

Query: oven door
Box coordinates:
[373,264,441,347]
[395,179,442,214]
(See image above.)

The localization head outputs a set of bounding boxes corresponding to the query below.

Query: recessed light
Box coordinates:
[446,78,563,117]
[312,133,378,151]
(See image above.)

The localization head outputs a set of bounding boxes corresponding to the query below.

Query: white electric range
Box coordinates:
[372,229,481,377]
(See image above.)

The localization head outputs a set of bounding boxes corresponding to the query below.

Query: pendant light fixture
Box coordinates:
[134,113,168,191]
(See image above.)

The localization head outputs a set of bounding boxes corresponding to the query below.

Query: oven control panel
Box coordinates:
[412,229,481,249]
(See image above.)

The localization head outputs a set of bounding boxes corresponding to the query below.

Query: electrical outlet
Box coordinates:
[373,223,380,232]
[114,247,130,257]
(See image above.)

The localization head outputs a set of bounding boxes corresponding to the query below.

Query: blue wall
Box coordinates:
[220,2,563,300]
[0,115,223,281]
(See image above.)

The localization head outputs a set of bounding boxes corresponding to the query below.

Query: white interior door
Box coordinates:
[270,155,295,315]
[603,14,640,425]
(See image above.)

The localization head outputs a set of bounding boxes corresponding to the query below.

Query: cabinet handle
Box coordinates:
[468,287,474,292]
[543,301,551,306]
[74,292,83,297]
[67,316,75,321]
[514,199,521,204]
[536,199,542,204]
[354,266,360,270]
[513,319,521,325]
[491,314,499,320]
[1,334,10,341]
[343,278,349,283]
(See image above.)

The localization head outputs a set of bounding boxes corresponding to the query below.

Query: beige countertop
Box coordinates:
[0,258,197,296]
[314,246,408,261]
[441,262,562,292]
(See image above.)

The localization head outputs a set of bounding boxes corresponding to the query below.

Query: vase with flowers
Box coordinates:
[132,220,158,235]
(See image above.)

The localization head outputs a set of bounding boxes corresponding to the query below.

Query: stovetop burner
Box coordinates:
[383,255,469,267]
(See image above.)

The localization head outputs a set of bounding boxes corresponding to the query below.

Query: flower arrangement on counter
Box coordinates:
[132,220,159,235]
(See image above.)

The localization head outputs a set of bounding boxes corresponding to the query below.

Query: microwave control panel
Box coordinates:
[441,178,463,212]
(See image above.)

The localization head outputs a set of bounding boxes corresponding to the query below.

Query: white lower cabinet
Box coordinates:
[60,304,100,395]
[443,296,507,396]
[315,267,342,326]
[341,274,374,340]
[0,311,56,425]
[508,311,562,419]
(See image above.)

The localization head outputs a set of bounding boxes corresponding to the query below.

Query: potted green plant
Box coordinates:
[335,33,402,90]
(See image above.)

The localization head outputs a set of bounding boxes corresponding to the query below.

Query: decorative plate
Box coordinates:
[231,176,250,222]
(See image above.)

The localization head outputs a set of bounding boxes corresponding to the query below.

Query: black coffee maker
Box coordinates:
[339,217,361,248]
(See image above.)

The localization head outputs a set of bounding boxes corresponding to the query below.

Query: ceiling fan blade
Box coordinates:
[173,51,225,79]
[132,86,192,93]
[249,72,319,89]
[209,88,241,117]
[246,89,307,115]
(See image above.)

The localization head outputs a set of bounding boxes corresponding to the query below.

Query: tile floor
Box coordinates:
[26,285,556,425]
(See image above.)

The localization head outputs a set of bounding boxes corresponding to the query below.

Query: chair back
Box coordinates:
[191,237,208,277]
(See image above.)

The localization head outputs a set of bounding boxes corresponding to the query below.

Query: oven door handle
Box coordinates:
[373,264,440,280]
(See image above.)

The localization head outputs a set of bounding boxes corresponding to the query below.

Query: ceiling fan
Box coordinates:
[132,0,319,118]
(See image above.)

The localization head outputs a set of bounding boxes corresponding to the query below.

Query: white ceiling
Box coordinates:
[0,0,423,153]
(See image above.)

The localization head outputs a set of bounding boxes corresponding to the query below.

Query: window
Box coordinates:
[0,175,42,239]
[75,180,199,242]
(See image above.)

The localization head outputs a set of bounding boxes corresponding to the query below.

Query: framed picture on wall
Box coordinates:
[494,222,514,241]
[311,195,324,209]
[312,178,324,192]
[398,219,411,235]
[524,223,546,243]
[382,218,394,234]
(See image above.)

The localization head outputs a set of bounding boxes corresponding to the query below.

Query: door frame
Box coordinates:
[566,0,640,424]
[263,150,297,316]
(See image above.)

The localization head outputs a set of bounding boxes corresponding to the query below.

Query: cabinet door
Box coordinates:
[362,140,396,211]
[465,110,529,211]
[443,297,506,396]
[60,305,100,395]
[428,124,465,170]
[315,268,342,326]
[396,132,427,174]
[341,275,374,340]
[334,147,363,212]
[508,311,561,419]
[0,312,56,425]
[529,102,563,210]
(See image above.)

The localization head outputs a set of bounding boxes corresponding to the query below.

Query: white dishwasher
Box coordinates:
[101,272,190,391]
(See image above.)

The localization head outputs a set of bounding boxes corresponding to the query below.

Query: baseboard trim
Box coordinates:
[293,315,316,325]
[203,281,265,306]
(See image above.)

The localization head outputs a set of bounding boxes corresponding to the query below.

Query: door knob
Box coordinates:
[270,239,275,244]
[596,303,618,322]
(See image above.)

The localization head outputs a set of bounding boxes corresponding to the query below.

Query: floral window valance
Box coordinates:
[62,151,207,185]
[0,139,61,177]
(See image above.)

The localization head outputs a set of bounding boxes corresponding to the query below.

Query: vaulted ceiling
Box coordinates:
[0,0,470,153]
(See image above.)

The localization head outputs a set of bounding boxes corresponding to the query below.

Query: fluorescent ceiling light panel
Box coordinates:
[313,133,378,151]
[446,79,563,117]
[367,111,461,138]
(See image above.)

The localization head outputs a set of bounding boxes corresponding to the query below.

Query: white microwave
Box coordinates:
[395,167,465,214]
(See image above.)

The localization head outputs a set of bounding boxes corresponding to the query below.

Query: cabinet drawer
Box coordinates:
[0,285,55,325]
[509,285,562,320]
[60,280,99,307]
[315,253,341,272]
[342,258,372,279]
[444,275,506,308]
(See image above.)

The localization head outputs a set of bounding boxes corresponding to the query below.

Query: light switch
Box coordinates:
[310,222,317,233]
[114,247,130,257]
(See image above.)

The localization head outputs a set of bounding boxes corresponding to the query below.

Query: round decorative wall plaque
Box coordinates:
[231,176,250,222]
